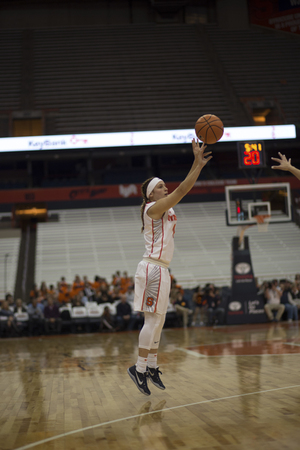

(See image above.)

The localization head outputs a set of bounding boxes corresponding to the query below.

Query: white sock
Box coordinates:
[147,353,157,369]
[136,355,148,373]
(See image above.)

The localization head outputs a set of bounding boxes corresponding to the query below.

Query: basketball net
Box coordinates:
[254,214,271,232]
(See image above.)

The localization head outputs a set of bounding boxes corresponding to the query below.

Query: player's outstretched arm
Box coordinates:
[148,139,212,219]
[271,152,300,181]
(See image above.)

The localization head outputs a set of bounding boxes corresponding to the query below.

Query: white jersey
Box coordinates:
[142,202,177,265]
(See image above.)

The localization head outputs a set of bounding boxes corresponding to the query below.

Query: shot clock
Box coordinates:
[237,141,266,169]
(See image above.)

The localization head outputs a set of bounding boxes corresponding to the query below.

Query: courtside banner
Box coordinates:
[0,124,296,152]
[0,176,300,205]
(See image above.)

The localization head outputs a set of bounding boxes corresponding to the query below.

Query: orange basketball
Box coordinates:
[195,114,224,144]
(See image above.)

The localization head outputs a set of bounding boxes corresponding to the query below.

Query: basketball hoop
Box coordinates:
[254,214,271,232]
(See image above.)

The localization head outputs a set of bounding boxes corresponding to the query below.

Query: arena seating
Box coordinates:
[0,30,22,111]
[33,24,235,133]
[205,24,300,125]
[35,203,300,288]
[1,24,299,135]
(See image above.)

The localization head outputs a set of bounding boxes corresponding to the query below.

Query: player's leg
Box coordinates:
[128,312,164,395]
[147,313,166,390]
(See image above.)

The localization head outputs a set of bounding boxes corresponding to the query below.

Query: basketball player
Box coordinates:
[272,152,300,180]
[127,138,212,395]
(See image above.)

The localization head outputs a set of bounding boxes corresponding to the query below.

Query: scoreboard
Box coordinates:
[237,141,266,169]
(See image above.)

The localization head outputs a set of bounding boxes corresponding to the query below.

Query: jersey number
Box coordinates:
[172,223,176,237]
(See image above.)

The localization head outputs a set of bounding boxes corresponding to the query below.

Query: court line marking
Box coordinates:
[177,347,300,357]
[177,348,207,357]
[14,384,300,450]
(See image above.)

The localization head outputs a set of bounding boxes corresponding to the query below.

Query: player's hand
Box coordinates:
[271,152,292,171]
[192,138,212,167]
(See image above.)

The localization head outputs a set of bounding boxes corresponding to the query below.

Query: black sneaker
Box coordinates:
[147,366,165,390]
[127,365,151,396]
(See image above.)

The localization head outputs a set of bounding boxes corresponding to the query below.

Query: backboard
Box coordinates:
[225,182,292,226]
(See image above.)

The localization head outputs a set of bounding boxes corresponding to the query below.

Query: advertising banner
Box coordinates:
[0,124,296,153]
[249,0,300,35]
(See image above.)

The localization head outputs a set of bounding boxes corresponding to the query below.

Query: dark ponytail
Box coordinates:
[140,177,154,232]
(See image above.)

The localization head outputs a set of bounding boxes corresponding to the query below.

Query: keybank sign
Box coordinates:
[0,125,296,153]
[28,138,67,150]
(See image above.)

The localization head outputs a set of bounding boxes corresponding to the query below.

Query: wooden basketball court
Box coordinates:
[1,322,300,450]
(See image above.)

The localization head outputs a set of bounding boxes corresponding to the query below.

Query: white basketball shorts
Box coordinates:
[134,260,171,315]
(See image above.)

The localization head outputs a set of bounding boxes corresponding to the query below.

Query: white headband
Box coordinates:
[146,177,163,198]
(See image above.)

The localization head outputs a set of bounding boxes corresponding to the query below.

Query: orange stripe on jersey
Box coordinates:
[158,218,164,260]
[151,220,154,254]
[154,267,162,313]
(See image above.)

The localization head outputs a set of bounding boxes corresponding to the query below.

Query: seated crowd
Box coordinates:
[0,272,299,338]
[258,276,300,323]
[0,271,144,337]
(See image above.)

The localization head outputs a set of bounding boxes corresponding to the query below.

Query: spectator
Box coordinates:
[48,284,57,298]
[110,286,122,303]
[58,277,70,304]
[92,275,101,298]
[191,286,207,326]
[5,293,15,311]
[36,293,46,313]
[83,275,92,287]
[292,282,300,310]
[0,300,16,337]
[120,271,132,294]
[206,288,225,325]
[93,277,109,302]
[126,286,135,305]
[279,279,286,292]
[97,289,113,304]
[112,270,121,288]
[169,280,179,305]
[82,280,95,303]
[39,281,48,300]
[264,281,285,322]
[281,280,298,322]
[100,277,109,291]
[27,298,44,335]
[257,280,269,296]
[72,291,85,307]
[44,297,62,334]
[171,291,193,328]
[29,284,39,301]
[116,295,135,331]
[13,298,29,335]
[70,275,84,301]
[100,306,115,332]
[271,279,282,295]
[14,298,27,314]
